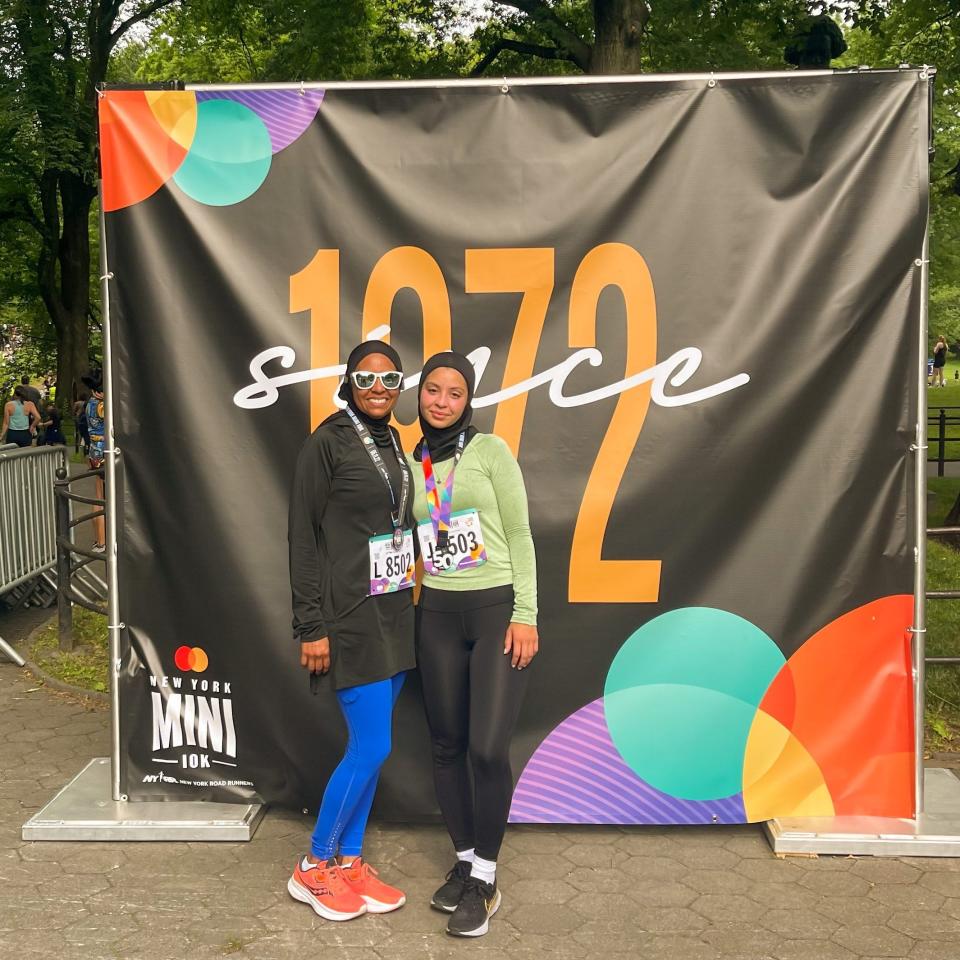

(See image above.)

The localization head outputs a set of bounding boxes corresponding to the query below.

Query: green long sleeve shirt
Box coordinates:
[407,433,538,625]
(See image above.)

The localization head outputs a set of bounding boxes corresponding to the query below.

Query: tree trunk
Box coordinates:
[589,0,648,74]
[57,171,95,407]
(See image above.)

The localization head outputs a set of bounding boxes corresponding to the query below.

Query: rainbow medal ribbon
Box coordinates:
[418,434,487,575]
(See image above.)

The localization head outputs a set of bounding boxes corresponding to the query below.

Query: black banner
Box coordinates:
[100,72,925,823]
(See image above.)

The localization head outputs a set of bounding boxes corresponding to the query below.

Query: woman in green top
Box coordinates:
[409,351,539,938]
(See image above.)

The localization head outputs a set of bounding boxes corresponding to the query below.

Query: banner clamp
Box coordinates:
[910,443,928,452]
[908,627,927,634]
[107,623,126,631]
[915,258,930,266]
[100,272,114,282]
[501,77,509,94]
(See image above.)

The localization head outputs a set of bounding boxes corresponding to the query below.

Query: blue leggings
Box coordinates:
[310,672,405,859]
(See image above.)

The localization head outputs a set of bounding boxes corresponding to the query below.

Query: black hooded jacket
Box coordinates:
[288,410,415,690]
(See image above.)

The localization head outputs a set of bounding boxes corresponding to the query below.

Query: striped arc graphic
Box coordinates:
[195,89,325,153]
[509,699,745,825]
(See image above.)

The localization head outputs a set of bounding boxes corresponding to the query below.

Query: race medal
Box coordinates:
[417,508,487,576]
[369,530,415,596]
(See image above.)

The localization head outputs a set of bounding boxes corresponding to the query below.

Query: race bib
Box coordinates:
[417,509,488,576]
[368,530,415,596]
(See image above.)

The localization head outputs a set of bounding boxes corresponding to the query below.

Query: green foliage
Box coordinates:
[118,0,480,84]
[841,4,960,357]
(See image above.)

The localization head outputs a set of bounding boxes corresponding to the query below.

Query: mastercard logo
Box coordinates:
[174,646,209,673]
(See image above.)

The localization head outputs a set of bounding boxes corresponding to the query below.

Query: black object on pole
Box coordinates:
[55,467,74,652]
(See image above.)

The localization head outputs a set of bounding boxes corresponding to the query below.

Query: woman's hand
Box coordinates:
[504,622,539,670]
[300,637,331,674]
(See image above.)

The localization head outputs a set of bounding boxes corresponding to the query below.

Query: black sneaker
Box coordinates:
[446,876,501,937]
[430,859,472,912]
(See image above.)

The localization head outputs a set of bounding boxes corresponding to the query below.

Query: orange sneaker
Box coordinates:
[287,857,367,921]
[341,857,406,913]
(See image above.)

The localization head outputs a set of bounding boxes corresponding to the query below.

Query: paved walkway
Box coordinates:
[2,665,960,960]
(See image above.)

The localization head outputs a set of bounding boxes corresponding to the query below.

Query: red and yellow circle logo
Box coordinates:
[174,646,209,673]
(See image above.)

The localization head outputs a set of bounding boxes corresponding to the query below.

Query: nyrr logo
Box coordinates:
[148,648,238,778]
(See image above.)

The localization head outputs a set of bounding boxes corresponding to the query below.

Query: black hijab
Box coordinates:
[414,351,479,462]
[334,340,403,448]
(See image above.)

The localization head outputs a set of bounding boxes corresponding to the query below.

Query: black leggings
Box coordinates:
[417,585,529,861]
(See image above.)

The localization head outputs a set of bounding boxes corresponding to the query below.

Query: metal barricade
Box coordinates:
[0,444,68,665]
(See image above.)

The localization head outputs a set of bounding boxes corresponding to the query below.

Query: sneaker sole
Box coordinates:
[447,889,501,937]
[287,876,366,921]
[361,893,406,914]
[430,897,458,913]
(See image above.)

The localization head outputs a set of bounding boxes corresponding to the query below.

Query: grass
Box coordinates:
[28,605,109,694]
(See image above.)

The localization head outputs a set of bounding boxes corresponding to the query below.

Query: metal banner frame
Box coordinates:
[765,66,960,856]
[23,68,959,849]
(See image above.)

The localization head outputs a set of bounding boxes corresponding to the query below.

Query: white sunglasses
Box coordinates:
[349,370,403,390]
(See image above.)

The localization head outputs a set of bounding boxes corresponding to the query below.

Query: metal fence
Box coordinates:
[0,444,68,664]
[0,444,66,595]
[928,406,960,476]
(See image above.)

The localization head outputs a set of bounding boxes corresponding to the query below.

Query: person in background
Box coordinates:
[1,386,41,447]
[73,395,90,456]
[82,374,107,553]
[40,402,66,446]
[19,375,42,409]
[933,335,948,388]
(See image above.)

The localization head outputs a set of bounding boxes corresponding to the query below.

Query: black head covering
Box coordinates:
[335,340,403,447]
[414,351,479,462]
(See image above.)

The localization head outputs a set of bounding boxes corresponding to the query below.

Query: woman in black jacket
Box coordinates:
[287,341,415,922]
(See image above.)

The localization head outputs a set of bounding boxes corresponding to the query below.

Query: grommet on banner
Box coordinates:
[915,258,930,266]
[501,77,509,94]
[707,76,717,88]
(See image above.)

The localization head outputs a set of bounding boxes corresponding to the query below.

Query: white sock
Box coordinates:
[456,847,475,863]
[470,855,496,885]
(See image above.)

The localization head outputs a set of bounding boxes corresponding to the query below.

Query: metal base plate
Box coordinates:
[22,758,266,841]
[765,767,960,857]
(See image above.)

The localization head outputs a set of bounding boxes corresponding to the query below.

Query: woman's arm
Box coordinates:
[488,437,538,629]
[1,404,9,441]
[289,430,336,651]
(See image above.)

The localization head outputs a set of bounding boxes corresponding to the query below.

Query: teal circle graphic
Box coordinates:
[603,607,785,801]
[173,100,271,206]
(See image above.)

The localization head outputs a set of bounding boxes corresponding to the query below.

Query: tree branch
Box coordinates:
[472,38,579,76]
[109,0,179,52]
[0,193,47,238]
[490,0,592,71]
